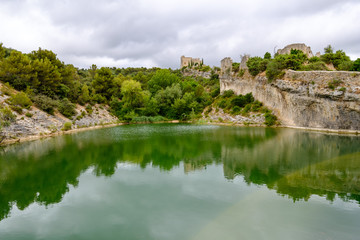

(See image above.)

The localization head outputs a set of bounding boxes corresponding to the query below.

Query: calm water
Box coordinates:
[0,124,359,240]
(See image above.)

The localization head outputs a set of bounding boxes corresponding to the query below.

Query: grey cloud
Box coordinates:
[0,0,359,68]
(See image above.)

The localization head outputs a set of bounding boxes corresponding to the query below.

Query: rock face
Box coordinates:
[220,67,360,130]
[0,85,118,141]
[182,69,211,79]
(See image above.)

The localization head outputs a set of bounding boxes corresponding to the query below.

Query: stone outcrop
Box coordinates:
[182,69,211,79]
[220,59,360,131]
[277,43,314,58]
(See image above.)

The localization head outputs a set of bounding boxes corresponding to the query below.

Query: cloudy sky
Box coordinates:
[1,0,359,69]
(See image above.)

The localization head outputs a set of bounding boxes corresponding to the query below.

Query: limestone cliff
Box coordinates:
[220,69,360,131]
[0,84,118,144]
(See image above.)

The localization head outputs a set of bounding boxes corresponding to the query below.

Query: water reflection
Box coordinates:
[0,124,359,221]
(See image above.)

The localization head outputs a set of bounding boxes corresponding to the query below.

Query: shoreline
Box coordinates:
[0,120,181,146]
[1,120,359,146]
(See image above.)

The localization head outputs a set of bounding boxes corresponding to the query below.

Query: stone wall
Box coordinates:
[220,67,360,130]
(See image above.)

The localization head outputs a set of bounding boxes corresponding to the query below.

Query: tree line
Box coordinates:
[0,43,220,123]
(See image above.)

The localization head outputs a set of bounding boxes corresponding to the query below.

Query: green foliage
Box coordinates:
[92,67,115,100]
[238,69,245,77]
[58,98,76,118]
[25,112,33,118]
[264,112,277,126]
[320,45,352,70]
[0,106,16,124]
[300,61,328,71]
[31,94,58,115]
[148,69,179,94]
[351,58,360,71]
[222,90,234,98]
[62,122,72,131]
[211,87,220,98]
[10,92,32,109]
[131,115,165,123]
[327,79,343,90]
[247,57,268,76]
[266,61,285,81]
[264,52,272,60]
[232,62,240,73]
[121,79,147,110]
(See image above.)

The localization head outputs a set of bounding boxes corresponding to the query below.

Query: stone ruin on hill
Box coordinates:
[180,56,203,68]
[276,43,314,58]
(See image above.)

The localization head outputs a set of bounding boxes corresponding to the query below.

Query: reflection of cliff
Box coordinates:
[222,130,360,202]
[0,124,359,221]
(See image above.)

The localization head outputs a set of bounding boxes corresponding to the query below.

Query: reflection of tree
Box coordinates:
[0,124,359,221]
[223,132,360,203]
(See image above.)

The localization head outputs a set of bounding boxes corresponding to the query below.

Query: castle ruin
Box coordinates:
[181,56,202,68]
[276,43,314,58]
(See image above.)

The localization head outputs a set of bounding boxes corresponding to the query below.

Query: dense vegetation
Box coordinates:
[245,45,360,81]
[208,90,278,126]
[0,43,221,126]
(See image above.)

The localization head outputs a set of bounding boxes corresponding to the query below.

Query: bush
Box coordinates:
[31,95,58,115]
[0,107,16,123]
[62,122,72,131]
[25,112,33,118]
[300,61,328,71]
[351,58,360,71]
[264,112,277,126]
[10,92,32,109]
[247,57,268,76]
[211,87,220,98]
[327,79,342,90]
[232,106,241,114]
[58,98,76,118]
[266,61,285,82]
[232,62,240,73]
[222,90,234,98]
[238,69,245,77]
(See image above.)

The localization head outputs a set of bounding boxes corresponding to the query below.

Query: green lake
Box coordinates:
[0,124,359,240]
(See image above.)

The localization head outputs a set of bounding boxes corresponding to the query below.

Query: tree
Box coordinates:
[351,58,360,71]
[264,52,272,60]
[121,79,146,110]
[92,67,115,100]
[147,69,179,94]
[0,50,33,91]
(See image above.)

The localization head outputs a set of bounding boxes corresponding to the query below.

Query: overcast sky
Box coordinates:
[1,0,359,69]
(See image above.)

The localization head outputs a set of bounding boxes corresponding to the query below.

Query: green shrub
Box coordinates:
[264,112,277,126]
[10,92,32,109]
[31,95,58,115]
[232,106,241,114]
[327,79,342,90]
[351,58,360,71]
[266,61,285,81]
[85,104,93,114]
[10,105,23,114]
[232,62,240,73]
[238,69,245,77]
[222,90,234,98]
[211,87,220,98]
[25,112,33,118]
[251,100,263,112]
[300,61,328,71]
[58,98,76,118]
[247,57,268,76]
[243,104,251,113]
[62,122,72,131]
[0,107,16,123]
